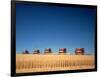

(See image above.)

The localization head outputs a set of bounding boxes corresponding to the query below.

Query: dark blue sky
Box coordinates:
[16,3,96,54]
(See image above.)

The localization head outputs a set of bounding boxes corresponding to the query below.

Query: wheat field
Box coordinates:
[16,54,95,73]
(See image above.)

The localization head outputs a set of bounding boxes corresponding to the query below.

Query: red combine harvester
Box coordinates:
[59,48,67,54]
[75,48,85,55]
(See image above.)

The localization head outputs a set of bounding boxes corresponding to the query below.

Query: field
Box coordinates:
[16,54,95,73]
